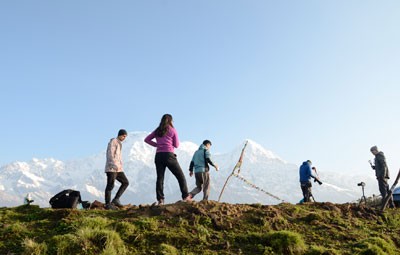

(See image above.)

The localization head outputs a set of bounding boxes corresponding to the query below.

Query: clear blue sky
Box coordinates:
[1,1,400,175]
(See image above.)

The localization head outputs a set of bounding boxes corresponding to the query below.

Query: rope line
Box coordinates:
[232,173,285,202]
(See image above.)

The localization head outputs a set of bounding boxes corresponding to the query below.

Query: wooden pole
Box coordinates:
[218,141,248,202]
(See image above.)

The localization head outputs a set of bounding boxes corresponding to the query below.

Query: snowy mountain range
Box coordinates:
[0,132,379,207]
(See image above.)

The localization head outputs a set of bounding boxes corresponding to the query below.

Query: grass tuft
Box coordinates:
[157,243,179,255]
[355,237,397,255]
[22,238,47,255]
[267,230,306,255]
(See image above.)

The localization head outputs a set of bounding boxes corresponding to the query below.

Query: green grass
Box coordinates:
[0,202,399,254]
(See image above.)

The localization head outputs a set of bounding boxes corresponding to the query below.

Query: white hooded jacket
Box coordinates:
[104,138,123,172]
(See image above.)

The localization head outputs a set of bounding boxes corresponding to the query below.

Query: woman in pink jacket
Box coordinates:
[145,114,191,205]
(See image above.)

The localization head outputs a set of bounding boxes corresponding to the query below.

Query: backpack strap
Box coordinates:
[204,149,209,172]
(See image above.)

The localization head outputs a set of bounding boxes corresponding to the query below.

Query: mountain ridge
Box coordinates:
[0,131,378,207]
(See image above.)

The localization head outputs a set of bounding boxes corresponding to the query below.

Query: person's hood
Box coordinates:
[376,151,385,158]
[199,144,207,150]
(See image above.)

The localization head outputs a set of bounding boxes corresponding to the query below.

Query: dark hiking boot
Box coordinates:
[111,198,124,207]
[183,194,192,202]
[105,204,118,210]
[81,201,91,209]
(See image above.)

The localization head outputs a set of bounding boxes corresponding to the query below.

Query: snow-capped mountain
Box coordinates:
[0,132,379,207]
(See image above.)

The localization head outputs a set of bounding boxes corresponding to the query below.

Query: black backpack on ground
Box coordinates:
[49,189,82,209]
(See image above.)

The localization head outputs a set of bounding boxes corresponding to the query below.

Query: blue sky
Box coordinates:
[1,1,400,176]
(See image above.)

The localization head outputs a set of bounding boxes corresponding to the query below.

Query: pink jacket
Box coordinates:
[105,138,123,172]
[144,127,180,153]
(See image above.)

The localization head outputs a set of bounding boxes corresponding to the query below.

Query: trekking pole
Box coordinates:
[218,141,248,202]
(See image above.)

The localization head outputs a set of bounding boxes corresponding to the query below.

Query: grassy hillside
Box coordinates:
[1,201,399,255]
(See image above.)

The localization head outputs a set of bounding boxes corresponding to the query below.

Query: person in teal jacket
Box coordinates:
[188,140,219,200]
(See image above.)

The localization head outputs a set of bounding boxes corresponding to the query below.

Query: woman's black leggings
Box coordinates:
[155,152,189,201]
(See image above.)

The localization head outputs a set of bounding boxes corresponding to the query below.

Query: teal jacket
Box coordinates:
[189,144,216,173]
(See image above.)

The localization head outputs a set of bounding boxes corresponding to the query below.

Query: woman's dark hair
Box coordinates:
[156,114,174,137]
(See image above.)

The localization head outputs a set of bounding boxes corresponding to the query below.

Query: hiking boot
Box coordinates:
[158,199,164,206]
[105,204,118,210]
[111,198,123,207]
[81,201,91,209]
[183,194,192,202]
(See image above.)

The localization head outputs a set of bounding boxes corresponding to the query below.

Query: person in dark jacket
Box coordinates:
[370,146,395,208]
[299,160,319,202]
[188,140,219,201]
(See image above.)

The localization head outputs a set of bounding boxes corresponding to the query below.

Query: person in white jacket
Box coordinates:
[104,129,129,209]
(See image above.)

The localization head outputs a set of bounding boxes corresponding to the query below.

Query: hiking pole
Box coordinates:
[310,193,316,202]
[381,168,400,211]
[218,141,248,202]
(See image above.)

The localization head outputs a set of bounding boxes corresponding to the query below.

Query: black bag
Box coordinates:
[49,189,82,209]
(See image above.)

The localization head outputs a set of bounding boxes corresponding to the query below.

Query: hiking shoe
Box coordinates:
[81,201,91,209]
[111,198,123,207]
[105,204,118,210]
[183,194,192,202]
[158,199,164,206]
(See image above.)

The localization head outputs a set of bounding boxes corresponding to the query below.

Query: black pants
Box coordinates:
[155,152,189,201]
[105,172,129,204]
[300,181,312,202]
[377,177,395,208]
